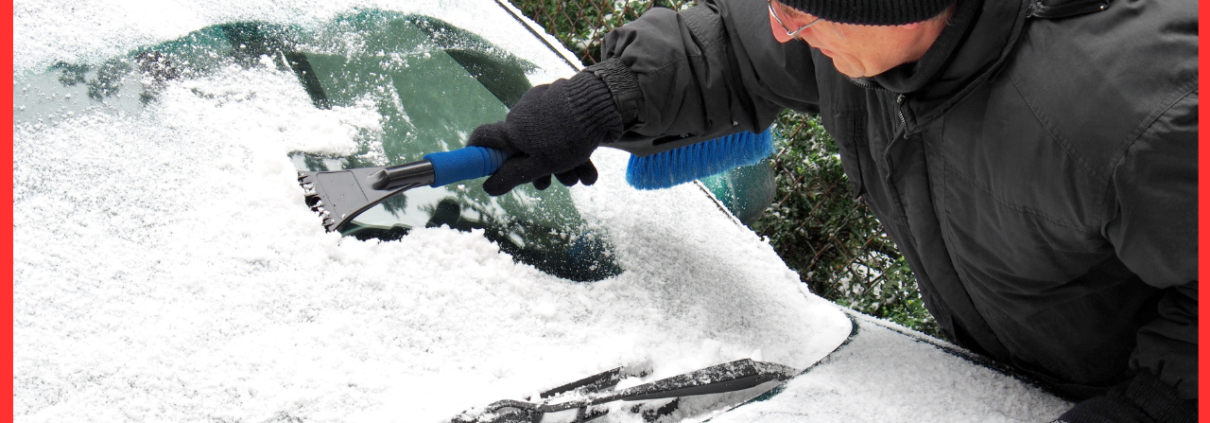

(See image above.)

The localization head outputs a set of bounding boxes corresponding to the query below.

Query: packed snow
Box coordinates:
[13,0,1070,422]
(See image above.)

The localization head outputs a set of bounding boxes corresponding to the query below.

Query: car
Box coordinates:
[12,1,1068,422]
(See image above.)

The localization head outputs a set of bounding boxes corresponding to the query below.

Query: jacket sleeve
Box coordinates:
[1103,88,1198,405]
[587,0,822,151]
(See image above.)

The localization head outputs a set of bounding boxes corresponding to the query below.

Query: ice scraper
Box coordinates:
[298,146,508,232]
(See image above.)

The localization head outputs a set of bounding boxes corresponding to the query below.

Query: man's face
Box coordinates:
[768,0,929,78]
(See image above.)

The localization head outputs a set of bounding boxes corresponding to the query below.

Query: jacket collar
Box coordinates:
[857,0,1030,117]
[863,0,983,94]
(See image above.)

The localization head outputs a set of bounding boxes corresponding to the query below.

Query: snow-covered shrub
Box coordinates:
[510,0,694,66]
[751,111,939,337]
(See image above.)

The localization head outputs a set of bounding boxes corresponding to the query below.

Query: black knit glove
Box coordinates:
[1054,372,1196,423]
[467,71,623,196]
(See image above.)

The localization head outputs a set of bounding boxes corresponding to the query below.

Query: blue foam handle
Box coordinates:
[423,146,509,187]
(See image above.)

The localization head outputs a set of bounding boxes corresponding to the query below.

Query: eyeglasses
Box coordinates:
[767,0,822,38]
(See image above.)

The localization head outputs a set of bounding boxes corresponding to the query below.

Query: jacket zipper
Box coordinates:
[850,78,910,132]
[895,94,907,127]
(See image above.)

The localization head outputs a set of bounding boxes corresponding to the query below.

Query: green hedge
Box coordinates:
[753,112,938,337]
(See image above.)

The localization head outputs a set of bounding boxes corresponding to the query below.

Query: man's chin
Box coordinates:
[834,66,867,78]
[819,51,878,78]
[827,59,863,78]
[836,64,888,79]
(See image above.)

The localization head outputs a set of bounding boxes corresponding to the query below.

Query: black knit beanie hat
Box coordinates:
[779,0,957,25]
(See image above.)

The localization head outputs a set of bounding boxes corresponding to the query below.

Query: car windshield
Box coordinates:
[13,2,1070,422]
[13,11,621,282]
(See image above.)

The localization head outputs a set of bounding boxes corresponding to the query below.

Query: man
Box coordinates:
[467,0,1198,420]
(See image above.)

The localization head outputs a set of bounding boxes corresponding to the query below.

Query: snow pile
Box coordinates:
[12,1,850,421]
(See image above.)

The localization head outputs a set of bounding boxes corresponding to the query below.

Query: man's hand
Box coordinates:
[468,71,623,196]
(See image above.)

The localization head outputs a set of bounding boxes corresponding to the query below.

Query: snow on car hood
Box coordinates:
[13,0,851,421]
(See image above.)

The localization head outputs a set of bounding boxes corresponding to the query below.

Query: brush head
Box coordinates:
[625,129,774,190]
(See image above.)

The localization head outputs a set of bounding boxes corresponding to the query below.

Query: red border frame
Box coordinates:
[0,1,1206,420]
[6,0,16,417]
[1199,0,1207,420]
[1198,31,1207,420]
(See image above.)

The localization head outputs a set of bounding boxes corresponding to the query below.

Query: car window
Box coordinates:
[13,10,622,282]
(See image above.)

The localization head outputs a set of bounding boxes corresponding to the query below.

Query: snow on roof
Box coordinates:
[13,0,852,421]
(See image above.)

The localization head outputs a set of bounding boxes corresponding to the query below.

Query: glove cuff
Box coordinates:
[585,58,642,128]
[564,71,625,144]
[1121,371,1197,423]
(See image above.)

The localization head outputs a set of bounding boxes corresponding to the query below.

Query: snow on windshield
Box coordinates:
[14,0,852,421]
[13,0,575,83]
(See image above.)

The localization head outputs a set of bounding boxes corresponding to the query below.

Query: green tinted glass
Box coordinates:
[13,10,622,282]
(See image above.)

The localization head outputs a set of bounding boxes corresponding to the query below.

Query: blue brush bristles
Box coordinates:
[625,129,775,190]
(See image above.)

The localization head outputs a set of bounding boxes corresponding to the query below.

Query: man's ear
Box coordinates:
[769,13,797,43]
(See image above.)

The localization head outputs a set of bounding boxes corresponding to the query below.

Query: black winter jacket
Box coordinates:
[584,0,1198,416]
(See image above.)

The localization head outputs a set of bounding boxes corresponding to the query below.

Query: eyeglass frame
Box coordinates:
[767,0,822,38]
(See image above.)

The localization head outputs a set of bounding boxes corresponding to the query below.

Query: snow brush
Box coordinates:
[623,129,774,190]
[298,146,507,232]
[300,129,773,232]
